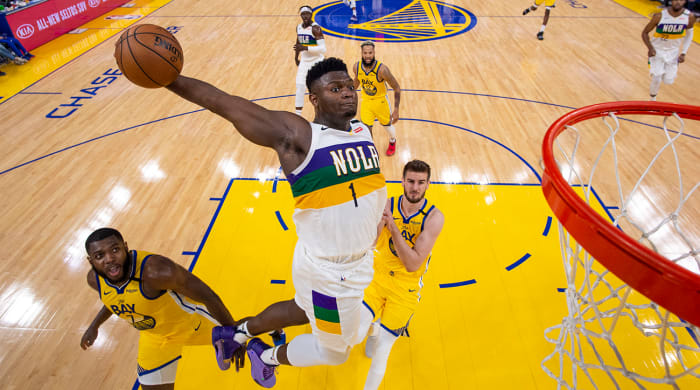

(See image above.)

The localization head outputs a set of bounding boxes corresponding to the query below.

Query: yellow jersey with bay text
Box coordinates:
[375,196,435,285]
[96,250,217,338]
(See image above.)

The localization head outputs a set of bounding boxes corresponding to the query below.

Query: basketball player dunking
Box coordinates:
[80,228,243,389]
[294,5,325,116]
[147,57,386,388]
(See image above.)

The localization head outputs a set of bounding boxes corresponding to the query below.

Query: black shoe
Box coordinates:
[523,8,530,15]
[350,15,358,22]
[537,31,544,40]
[0,70,5,76]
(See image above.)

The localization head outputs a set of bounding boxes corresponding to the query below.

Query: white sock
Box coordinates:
[261,345,281,366]
[295,109,302,115]
[363,327,399,390]
[233,321,253,344]
[539,25,546,32]
[383,124,396,142]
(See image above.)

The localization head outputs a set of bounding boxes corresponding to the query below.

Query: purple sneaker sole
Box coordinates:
[247,338,277,388]
[214,339,231,370]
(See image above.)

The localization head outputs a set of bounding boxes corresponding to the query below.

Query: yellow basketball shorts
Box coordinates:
[363,270,420,336]
[360,96,392,127]
[136,314,217,385]
[534,0,556,7]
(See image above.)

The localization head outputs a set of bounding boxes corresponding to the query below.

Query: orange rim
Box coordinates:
[541,102,700,327]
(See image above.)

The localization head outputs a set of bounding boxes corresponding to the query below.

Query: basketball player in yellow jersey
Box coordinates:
[642,0,695,101]
[522,0,556,40]
[80,228,244,389]
[352,40,401,156]
[362,160,445,390]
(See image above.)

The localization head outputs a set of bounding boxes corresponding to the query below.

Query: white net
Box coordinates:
[541,110,700,389]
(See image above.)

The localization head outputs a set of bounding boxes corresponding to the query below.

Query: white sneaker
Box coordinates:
[650,96,657,101]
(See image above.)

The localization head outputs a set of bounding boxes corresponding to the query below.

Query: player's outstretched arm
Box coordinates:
[379,65,401,123]
[642,13,662,57]
[80,270,114,350]
[382,208,444,272]
[166,75,306,150]
[141,255,236,327]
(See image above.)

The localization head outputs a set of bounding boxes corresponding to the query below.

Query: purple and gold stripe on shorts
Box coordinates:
[312,290,342,335]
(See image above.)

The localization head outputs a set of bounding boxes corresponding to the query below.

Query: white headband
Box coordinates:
[300,6,312,14]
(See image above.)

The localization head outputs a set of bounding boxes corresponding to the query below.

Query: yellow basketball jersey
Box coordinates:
[96,250,215,338]
[375,196,435,284]
[357,60,388,100]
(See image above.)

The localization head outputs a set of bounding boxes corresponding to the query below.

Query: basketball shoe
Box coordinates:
[247,338,277,388]
[386,140,396,156]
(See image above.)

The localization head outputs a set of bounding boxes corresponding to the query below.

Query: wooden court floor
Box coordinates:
[0,0,698,389]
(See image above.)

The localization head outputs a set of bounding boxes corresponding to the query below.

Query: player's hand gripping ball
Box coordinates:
[114,24,183,88]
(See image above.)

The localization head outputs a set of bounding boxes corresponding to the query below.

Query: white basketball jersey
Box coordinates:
[287,120,387,262]
[297,22,324,63]
[652,9,691,53]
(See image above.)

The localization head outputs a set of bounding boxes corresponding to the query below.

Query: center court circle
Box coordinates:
[313,0,477,42]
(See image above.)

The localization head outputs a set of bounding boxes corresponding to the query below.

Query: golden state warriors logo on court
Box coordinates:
[313,0,476,42]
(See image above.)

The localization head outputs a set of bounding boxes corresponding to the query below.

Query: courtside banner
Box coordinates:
[6,0,130,50]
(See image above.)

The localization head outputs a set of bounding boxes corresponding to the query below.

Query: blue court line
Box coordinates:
[18,92,62,95]
[506,253,532,271]
[182,251,197,256]
[275,210,288,231]
[0,108,205,176]
[407,118,543,183]
[439,279,477,288]
[209,197,222,201]
[186,178,234,272]
[270,279,286,284]
[5,89,698,176]
[542,216,552,237]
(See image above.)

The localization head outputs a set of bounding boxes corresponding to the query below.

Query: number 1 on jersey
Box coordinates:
[349,182,358,207]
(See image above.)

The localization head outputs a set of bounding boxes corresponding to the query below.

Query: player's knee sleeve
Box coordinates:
[363,327,398,390]
[650,75,662,95]
[286,333,350,366]
[295,84,306,108]
[662,74,675,84]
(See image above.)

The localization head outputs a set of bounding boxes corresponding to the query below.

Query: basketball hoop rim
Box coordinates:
[541,101,700,327]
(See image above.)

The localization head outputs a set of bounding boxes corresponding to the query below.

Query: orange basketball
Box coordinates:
[114,24,184,88]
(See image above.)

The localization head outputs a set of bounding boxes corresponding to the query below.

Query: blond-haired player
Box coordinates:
[362,160,445,390]
[522,0,556,40]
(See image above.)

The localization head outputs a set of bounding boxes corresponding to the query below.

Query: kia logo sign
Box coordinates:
[16,24,35,39]
[88,0,100,7]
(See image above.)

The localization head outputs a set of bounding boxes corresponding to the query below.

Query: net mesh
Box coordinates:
[541,108,700,389]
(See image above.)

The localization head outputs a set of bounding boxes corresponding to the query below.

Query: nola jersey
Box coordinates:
[287,121,387,261]
[96,250,215,338]
[297,22,323,63]
[375,196,436,283]
[652,9,691,52]
[357,61,388,100]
